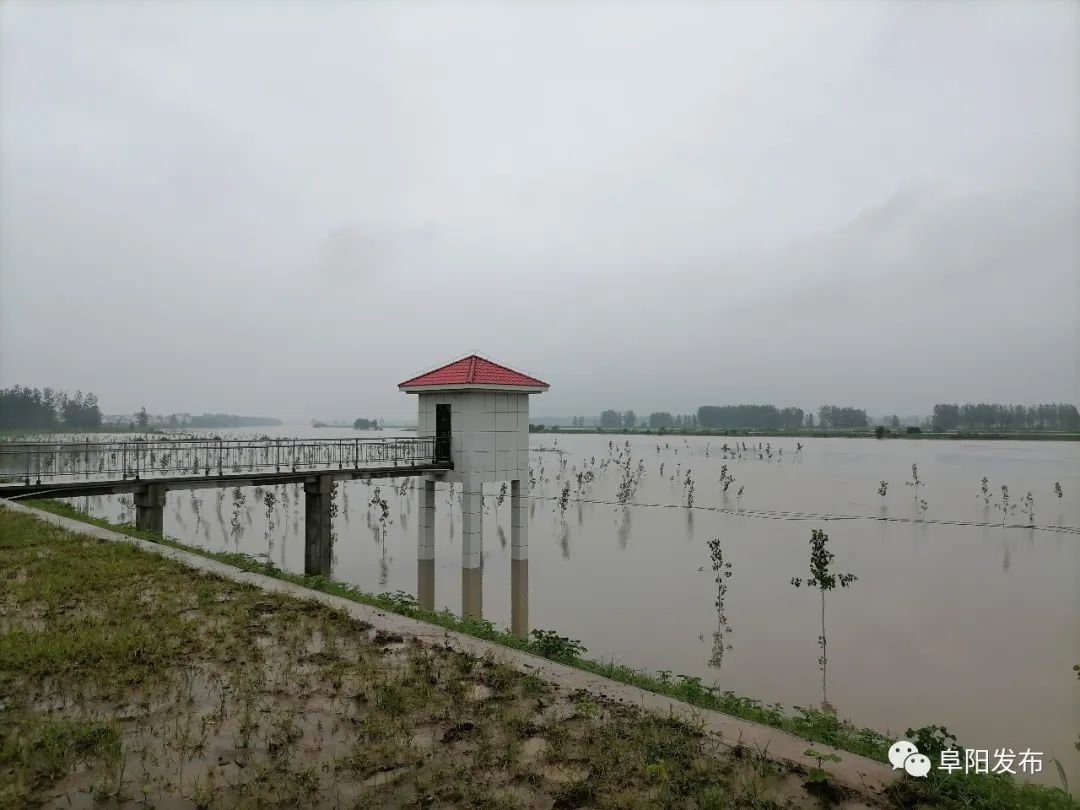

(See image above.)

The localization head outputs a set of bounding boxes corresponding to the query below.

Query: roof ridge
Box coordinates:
[398,353,548,389]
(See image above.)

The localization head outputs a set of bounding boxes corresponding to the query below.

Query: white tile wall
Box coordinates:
[411,389,534,485]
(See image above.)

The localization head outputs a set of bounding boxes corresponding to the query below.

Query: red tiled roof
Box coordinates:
[399,354,548,390]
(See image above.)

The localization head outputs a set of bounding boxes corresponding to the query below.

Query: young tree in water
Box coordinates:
[791,529,856,709]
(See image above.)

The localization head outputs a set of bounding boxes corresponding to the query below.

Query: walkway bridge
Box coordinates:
[0,437,452,575]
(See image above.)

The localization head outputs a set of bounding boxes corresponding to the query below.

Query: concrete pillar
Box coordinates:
[304,474,334,577]
[510,479,527,560]
[510,479,528,638]
[134,483,166,534]
[418,478,435,561]
[462,566,483,619]
[511,558,528,639]
[461,475,483,569]
[417,478,436,611]
[418,559,435,611]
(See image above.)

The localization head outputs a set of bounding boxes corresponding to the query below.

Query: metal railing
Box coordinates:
[0,437,450,485]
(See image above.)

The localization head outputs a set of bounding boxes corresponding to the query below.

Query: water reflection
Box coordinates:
[617,507,630,549]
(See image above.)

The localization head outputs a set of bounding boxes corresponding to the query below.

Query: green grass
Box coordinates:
[14,499,1078,809]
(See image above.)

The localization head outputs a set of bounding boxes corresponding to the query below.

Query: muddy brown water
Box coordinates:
[66,427,1080,791]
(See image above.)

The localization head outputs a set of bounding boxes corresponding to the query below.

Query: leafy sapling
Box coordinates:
[995,484,1017,528]
[706,538,733,668]
[262,489,277,555]
[558,480,571,514]
[905,463,923,506]
[803,748,842,785]
[1021,491,1035,526]
[792,529,856,706]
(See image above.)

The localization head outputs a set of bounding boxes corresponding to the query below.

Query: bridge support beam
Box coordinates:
[304,475,334,577]
[460,475,483,619]
[511,559,528,640]
[510,479,527,561]
[417,478,435,610]
[462,566,483,620]
[510,479,528,638]
[134,484,166,534]
[461,475,483,569]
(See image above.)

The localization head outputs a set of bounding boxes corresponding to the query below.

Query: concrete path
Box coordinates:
[1,498,899,800]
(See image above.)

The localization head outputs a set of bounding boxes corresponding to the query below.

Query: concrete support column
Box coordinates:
[134,483,166,534]
[462,566,483,620]
[417,478,436,611]
[510,479,527,560]
[304,474,334,577]
[418,559,435,612]
[511,558,528,639]
[418,478,435,561]
[461,476,483,570]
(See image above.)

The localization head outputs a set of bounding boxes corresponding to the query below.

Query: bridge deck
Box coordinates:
[0,437,452,500]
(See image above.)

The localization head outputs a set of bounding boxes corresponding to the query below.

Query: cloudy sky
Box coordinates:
[1,1,1077,421]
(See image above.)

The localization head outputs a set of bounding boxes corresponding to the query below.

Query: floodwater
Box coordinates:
[67,427,1079,791]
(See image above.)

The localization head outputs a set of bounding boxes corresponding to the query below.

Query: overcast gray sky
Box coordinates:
[1,1,1077,421]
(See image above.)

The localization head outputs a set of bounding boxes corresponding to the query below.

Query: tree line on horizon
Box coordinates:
[0,385,286,431]
[580,402,1079,432]
[589,405,865,430]
[931,402,1079,432]
[0,385,102,430]
[595,410,702,429]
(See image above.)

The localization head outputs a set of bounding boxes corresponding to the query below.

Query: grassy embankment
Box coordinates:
[6,501,1077,809]
[3,506,871,809]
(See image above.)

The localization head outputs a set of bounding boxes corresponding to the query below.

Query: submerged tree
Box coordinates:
[906,464,924,508]
[791,529,857,709]
[994,484,1017,528]
[706,538,733,669]
[230,486,246,544]
[1021,491,1035,526]
[262,490,278,557]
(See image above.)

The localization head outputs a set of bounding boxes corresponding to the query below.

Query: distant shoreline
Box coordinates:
[527,426,1080,441]
[2,425,1076,442]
